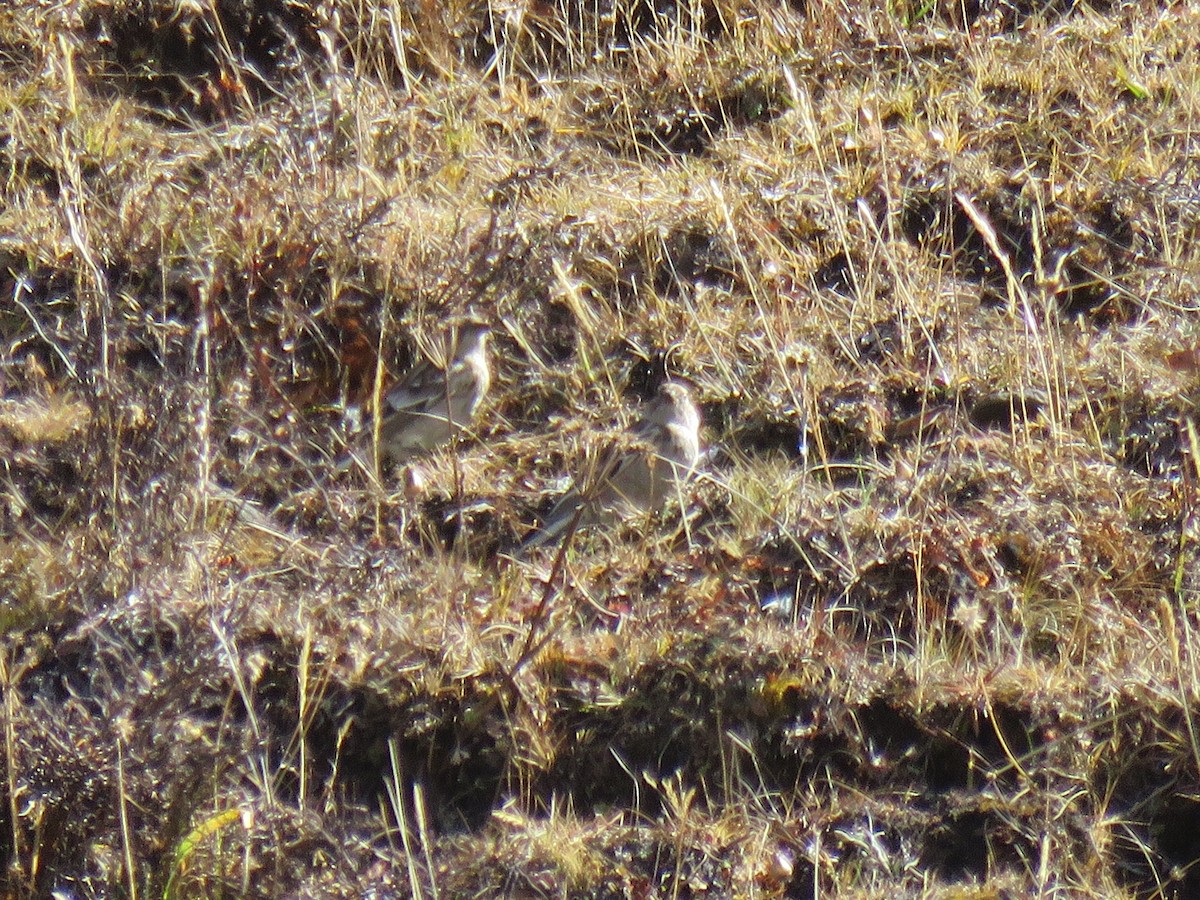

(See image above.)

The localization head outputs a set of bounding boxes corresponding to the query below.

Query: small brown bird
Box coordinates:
[522,380,703,551]
[338,321,491,471]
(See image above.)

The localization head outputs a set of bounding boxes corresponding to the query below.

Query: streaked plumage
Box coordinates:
[522,381,702,551]
[338,322,491,471]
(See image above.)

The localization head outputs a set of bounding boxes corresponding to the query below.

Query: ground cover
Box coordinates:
[2,0,1200,895]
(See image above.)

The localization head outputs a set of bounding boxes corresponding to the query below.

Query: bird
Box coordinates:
[337,321,491,471]
[521,380,702,552]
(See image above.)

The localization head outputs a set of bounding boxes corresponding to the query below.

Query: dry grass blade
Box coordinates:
[2,0,1199,894]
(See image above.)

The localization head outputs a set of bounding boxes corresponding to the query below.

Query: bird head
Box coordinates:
[455,321,491,357]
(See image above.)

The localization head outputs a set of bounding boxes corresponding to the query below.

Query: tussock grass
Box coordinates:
[2,0,1200,895]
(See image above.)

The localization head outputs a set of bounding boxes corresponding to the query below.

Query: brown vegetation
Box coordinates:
[2,0,1200,895]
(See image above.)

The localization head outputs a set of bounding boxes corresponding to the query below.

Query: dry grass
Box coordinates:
[2,0,1200,895]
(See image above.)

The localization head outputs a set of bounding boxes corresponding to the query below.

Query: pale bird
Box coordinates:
[338,321,491,471]
[521,380,702,551]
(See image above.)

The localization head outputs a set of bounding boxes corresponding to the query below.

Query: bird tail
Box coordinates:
[518,494,587,554]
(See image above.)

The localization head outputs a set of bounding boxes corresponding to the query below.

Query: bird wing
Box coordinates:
[384,359,448,413]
